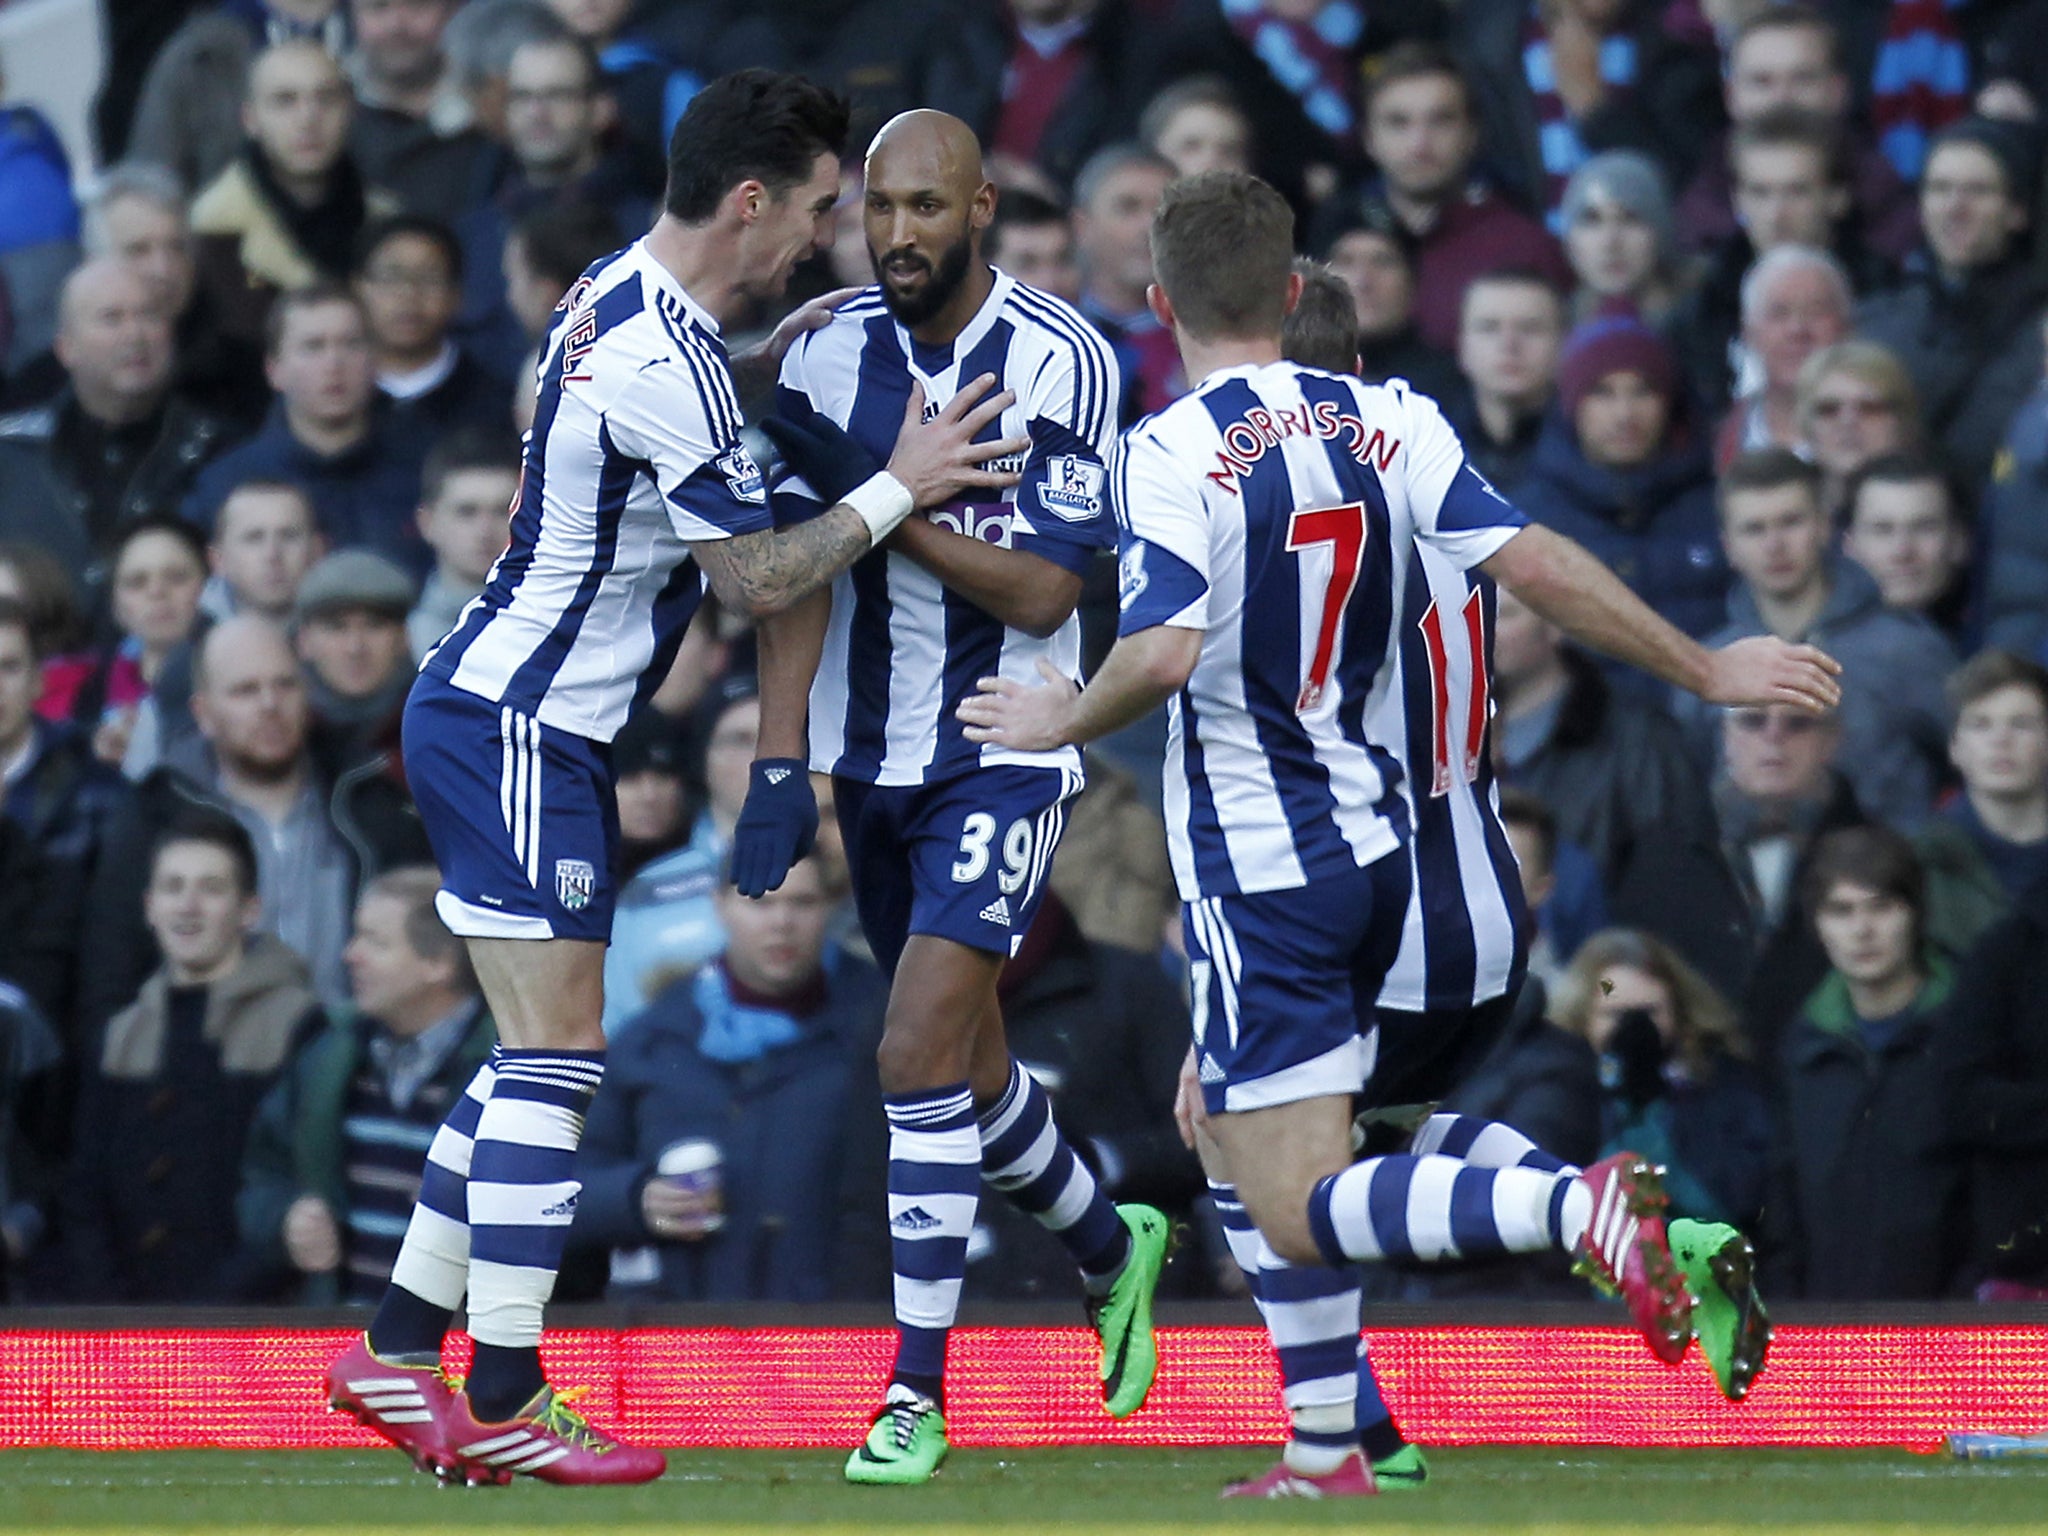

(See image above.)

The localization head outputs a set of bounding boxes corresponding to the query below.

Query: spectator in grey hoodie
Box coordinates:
[1674,448,1955,828]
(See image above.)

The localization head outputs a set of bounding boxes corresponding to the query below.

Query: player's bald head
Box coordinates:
[866,110,987,201]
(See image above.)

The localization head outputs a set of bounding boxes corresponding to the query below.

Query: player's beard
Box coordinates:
[874,234,973,328]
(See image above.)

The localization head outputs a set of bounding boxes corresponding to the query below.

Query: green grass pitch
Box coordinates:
[2,1446,2046,1532]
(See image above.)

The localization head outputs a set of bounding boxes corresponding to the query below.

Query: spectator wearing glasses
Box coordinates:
[353,216,509,434]
[1674,449,1954,831]
[1793,340,1921,526]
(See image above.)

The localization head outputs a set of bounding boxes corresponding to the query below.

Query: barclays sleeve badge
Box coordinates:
[1037,454,1106,522]
[716,445,767,504]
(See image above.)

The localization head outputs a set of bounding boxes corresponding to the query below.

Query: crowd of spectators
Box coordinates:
[1,0,2047,1309]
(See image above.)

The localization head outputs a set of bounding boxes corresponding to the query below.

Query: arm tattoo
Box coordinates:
[701,507,870,617]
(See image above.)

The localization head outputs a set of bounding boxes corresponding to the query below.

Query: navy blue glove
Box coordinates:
[760,410,881,509]
[729,758,818,897]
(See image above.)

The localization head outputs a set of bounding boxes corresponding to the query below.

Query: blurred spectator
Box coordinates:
[1047,750,1177,956]
[1314,44,1569,354]
[1676,448,1953,829]
[0,260,231,593]
[131,0,350,196]
[347,0,498,216]
[1138,75,1252,179]
[545,0,704,201]
[1771,827,1963,1298]
[1984,316,2048,659]
[1559,151,1681,327]
[79,616,431,1025]
[1516,315,1726,642]
[1074,144,1180,422]
[1707,246,1851,467]
[1857,118,2047,487]
[354,215,508,434]
[190,40,401,351]
[292,550,417,766]
[1917,652,2048,959]
[441,0,568,144]
[1840,454,1971,645]
[912,0,1145,193]
[497,197,625,365]
[65,810,322,1301]
[1459,0,1720,226]
[1676,5,1919,261]
[0,980,62,1300]
[603,687,755,1032]
[1493,584,1714,897]
[1629,702,1864,1069]
[88,517,211,778]
[1933,861,2048,1299]
[206,480,327,624]
[1551,928,1770,1230]
[1792,338,1921,523]
[454,33,651,377]
[0,74,82,378]
[182,286,432,569]
[0,542,98,723]
[75,164,269,430]
[1497,787,1565,991]
[409,431,516,659]
[238,866,493,1303]
[1445,269,1565,493]
[1312,208,1457,401]
[984,190,1082,304]
[574,851,884,1301]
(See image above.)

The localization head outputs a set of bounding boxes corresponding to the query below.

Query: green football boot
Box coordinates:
[1371,1442,1431,1490]
[844,1390,948,1486]
[1669,1218,1772,1401]
[1087,1204,1171,1419]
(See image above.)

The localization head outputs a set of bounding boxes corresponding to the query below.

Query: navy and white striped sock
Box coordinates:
[978,1059,1131,1289]
[464,1048,604,1420]
[886,1082,982,1405]
[1306,1153,1581,1270]
[1212,1181,1363,1474]
[1411,1111,1577,1175]
[370,1049,500,1360]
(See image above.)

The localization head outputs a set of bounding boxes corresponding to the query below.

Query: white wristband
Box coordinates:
[842,471,914,545]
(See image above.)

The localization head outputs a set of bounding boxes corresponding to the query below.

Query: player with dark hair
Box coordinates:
[324,70,1027,1488]
[736,109,1167,1486]
[961,171,1835,1495]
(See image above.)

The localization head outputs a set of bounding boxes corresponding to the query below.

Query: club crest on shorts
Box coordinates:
[556,858,597,911]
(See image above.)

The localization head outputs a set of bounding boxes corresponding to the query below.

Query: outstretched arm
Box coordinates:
[957,626,1204,752]
[1481,524,1841,710]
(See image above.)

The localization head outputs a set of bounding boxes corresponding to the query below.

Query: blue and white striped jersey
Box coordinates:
[1374,543,1527,1014]
[773,268,1121,786]
[424,239,773,742]
[1113,365,1527,902]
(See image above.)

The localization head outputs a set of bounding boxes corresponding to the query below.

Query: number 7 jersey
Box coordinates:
[1112,364,1527,902]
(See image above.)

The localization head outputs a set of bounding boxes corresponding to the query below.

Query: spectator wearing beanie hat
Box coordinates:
[1560,151,1684,329]
[1516,315,1728,657]
[1858,117,2048,486]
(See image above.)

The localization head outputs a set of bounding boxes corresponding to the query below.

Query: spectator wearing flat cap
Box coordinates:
[1858,118,2048,487]
[292,549,418,771]
[1515,315,1727,656]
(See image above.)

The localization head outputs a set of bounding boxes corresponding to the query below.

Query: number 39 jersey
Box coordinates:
[1113,364,1526,903]
[1373,543,1527,1014]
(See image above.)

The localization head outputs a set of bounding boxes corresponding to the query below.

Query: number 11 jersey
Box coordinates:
[1112,366,1527,903]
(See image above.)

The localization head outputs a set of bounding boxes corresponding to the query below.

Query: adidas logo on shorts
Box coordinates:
[1198,1053,1226,1085]
[892,1205,941,1232]
[979,896,1012,926]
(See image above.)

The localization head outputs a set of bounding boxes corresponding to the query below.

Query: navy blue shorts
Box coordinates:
[833,765,1082,975]
[1185,854,1414,1115]
[404,674,617,943]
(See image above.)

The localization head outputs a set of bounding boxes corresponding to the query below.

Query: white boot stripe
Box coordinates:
[460,1431,532,1456]
[360,1393,425,1409]
[510,1446,571,1472]
[347,1377,421,1393]
[375,1409,435,1424]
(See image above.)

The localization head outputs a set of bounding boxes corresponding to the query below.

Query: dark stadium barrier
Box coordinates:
[2,1314,2046,1448]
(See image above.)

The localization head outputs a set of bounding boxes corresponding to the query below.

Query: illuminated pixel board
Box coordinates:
[0,1326,2043,1449]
